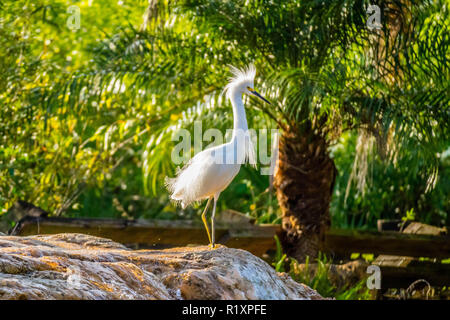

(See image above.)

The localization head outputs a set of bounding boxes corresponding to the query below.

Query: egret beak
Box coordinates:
[250,90,271,105]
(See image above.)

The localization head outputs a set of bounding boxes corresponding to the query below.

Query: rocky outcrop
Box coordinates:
[0,233,323,300]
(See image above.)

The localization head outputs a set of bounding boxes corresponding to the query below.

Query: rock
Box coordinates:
[0,233,323,300]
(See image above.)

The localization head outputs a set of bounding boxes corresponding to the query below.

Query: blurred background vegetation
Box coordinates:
[0,0,448,233]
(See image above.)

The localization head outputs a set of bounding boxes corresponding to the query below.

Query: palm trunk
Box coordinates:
[274,127,336,262]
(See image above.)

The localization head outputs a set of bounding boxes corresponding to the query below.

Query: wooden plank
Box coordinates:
[373,256,450,289]
[377,219,409,232]
[14,216,211,245]
[218,225,278,257]
[402,222,447,236]
[323,228,450,258]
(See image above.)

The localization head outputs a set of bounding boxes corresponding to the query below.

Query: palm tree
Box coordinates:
[45,0,448,261]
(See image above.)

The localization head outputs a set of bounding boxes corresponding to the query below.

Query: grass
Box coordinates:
[272,236,372,300]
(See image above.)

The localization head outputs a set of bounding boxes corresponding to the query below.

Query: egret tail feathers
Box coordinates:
[165,166,200,209]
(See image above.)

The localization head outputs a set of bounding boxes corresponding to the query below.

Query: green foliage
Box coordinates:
[331,132,450,229]
[0,0,159,218]
[272,236,371,299]
[0,0,448,233]
[403,208,416,222]
[272,235,287,272]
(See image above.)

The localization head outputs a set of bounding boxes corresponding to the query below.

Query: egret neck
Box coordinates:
[230,89,248,136]
[229,88,249,164]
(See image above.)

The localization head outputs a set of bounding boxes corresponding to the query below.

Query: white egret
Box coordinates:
[166,65,271,248]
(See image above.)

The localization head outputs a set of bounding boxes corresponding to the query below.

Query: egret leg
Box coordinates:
[201,197,213,246]
[210,193,220,249]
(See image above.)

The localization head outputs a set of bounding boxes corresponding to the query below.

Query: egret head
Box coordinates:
[224,64,271,104]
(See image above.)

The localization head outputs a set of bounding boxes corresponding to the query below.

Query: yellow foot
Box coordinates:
[208,243,218,250]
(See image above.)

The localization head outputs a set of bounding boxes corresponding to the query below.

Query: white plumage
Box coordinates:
[166,64,270,248]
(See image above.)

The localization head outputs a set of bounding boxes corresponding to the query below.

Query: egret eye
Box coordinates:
[247,86,254,92]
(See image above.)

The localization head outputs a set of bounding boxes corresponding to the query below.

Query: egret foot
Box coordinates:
[208,243,218,250]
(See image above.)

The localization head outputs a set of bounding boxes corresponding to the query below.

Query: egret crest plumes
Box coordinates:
[223,64,256,99]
